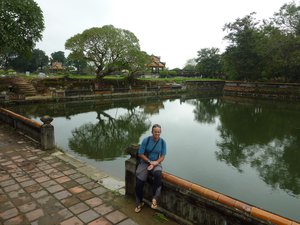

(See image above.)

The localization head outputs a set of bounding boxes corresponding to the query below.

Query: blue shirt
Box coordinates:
[138,136,166,161]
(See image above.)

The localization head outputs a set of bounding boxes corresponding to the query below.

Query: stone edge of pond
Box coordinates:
[51,150,126,195]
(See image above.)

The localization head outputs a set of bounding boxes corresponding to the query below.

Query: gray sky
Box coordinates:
[35,0,292,69]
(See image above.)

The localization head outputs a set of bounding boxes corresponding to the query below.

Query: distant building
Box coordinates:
[50,62,64,72]
[147,55,166,74]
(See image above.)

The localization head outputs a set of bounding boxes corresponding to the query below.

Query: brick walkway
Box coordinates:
[0,122,177,225]
[0,122,179,225]
[0,122,139,225]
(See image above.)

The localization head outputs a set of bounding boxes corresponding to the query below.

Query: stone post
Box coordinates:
[125,144,139,196]
[40,115,55,150]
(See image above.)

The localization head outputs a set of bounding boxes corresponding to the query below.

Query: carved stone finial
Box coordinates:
[40,115,53,125]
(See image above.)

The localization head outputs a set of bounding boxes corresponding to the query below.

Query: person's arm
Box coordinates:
[138,154,152,164]
[150,139,166,166]
[151,155,165,165]
[137,137,151,164]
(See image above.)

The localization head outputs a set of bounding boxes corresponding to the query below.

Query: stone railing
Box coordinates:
[125,145,299,225]
[0,108,55,150]
[223,81,300,99]
[51,85,184,99]
[184,80,225,92]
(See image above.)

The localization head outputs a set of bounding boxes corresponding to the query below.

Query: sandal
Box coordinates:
[151,198,157,209]
[134,202,144,213]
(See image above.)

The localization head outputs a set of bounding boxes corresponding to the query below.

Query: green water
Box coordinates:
[9,95,300,221]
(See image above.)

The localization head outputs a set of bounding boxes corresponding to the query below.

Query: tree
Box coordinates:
[195,48,223,77]
[65,25,144,80]
[10,48,48,72]
[223,13,264,80]
[262,2,300,81]
[222,2,300,82]
[183,58,196,70]
[50,51,66,65]
[32,49,49,71]
[0,0,44,69]
[272,2,300,36]
[121,49,150,83]
[69,109,149,160]
[66,53,87,74]
[258,24,300,81]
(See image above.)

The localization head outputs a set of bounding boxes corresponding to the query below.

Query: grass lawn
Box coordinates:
[8,73,223,83]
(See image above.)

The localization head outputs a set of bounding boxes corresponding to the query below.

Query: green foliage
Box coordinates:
[169,70,177,76]
[66,51,88,74]
[159,70,177,78]
[139,77,221,83]
[0,0,44,69]
[153,213,169,223]
[196,48,223,77]
[121,49,150,83]
[272,2,300,36]
[9,49,49,72]
[51,51,66,65]
[159,70,168,77]
[65,25,146,81]
[6,69,16,75]
[183,58,197,72]
[222,2,300,82]
[223,13,263,81]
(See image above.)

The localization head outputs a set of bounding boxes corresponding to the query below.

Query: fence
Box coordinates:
[0,108,54,150]
[125,145,299,225]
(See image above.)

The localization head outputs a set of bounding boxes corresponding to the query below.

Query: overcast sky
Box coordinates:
[35,0,292,69]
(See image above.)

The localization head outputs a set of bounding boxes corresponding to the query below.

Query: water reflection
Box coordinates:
[69,108,150,160]
[191,98,221,123]
[140,101,164,115]
[217,99,300,196]
[8,95,300,221]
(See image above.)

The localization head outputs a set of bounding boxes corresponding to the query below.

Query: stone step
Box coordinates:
[11,77,37,96]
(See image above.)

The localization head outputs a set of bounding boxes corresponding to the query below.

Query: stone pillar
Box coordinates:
[40,115,55,150]
[125,144,139,196]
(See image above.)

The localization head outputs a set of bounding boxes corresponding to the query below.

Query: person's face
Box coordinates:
[152,127,161,140]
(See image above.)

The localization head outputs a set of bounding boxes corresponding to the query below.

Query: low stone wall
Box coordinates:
[125,145,299,225]
[184,80,225,93]
[223,81,300,100]
[46,86,185,103]
[0,108,54,150]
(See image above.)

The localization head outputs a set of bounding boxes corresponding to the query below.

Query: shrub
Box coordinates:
[159,70,168,78]
[169,70,177,76]
[6,69,16,75]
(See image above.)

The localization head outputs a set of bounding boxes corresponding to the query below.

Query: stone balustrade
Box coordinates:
[223,81,300,99]
[125,145,299,225]
[0,108,54,150]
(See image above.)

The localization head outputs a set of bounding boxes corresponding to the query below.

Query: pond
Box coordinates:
[9,95,300,221]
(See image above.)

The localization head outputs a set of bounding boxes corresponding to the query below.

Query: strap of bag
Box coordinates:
[145,136,160,159]
[136,137,161,169]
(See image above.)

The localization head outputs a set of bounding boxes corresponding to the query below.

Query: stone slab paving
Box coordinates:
[0,122,179,225]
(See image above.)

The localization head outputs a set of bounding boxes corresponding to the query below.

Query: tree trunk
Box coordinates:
[127,73,135,85]
[96,67,105,81]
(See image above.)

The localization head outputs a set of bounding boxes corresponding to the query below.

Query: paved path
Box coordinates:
[0,122,179,225]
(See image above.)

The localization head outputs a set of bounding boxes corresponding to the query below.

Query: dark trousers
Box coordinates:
[135,170,162,205]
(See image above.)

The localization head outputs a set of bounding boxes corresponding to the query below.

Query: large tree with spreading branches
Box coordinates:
[65,25,149,81]
[0,0,44,69]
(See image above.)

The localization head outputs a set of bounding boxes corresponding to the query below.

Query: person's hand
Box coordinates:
[147,164,154,170]
[151,161,159,166]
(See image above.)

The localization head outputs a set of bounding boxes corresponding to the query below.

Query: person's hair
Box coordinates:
[152,124,161,131]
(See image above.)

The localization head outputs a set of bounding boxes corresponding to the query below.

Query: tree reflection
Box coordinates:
[140,102,164,115]
[215,99,300,195]
[68,108,150,160]
[190,98,221,123]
